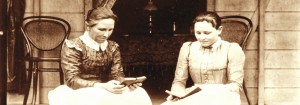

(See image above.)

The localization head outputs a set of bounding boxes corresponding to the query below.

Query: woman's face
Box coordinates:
[88,18,115,43]
[194,21,222,47]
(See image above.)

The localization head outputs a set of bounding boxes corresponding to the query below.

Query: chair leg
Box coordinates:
[59,69,64,84]
[23,61,33,105]
[243,80,250,105]
[59,64,64,84]
[30,62,39,105]
[32,68,38,105]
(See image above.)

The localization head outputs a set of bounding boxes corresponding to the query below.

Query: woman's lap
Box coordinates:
[161,85,241,105]
[48,85,152,105]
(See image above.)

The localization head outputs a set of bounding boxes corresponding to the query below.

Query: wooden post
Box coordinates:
[258,0,266,105]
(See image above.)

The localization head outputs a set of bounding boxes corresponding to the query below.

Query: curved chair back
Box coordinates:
[21,16,71,56]
[221,15,253,49]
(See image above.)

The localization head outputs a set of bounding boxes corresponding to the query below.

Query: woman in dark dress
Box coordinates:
[48,6,152,105]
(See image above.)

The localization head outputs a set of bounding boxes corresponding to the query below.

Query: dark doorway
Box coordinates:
[0,0,7,104]
[110,0,207,36]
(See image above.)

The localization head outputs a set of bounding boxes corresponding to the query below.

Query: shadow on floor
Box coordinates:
[147,89,168,105]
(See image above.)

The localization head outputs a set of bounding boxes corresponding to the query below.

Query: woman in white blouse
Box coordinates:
[162,11,245,105]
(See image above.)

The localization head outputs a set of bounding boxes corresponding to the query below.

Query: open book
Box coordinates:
[121,76,147,86]
[165,86,201,99]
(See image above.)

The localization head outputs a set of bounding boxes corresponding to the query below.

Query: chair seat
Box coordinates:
[29,57,60,62]
[38,68,61,72]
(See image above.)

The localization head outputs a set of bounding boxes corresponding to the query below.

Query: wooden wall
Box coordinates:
[20,0,300,104]
[210,0,300,105]
[264,0,300,104]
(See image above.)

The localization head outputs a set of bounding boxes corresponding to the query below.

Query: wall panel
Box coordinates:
[265,88,300,105]
[69,32,84,40]
[267,0,300,11]
[265,13,300,31]
[265,50,300,68]
[244,69,258,87]
[242,88,258,105]
[217,12,254,18]
[246,32,258,50]
[40,72,60,88]
[244,51,258,69]
[265,69,300,87]
[265,31,300,50]
[25,0,34,13]
[40,88,53,103]
[215,0,257,11]
[264,0,300,104]
[42,13,85,32]
[41,0,84,13]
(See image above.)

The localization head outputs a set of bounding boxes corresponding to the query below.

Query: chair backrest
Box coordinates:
[21,16,71,51]
[21,16,71,57]
[220,15,253,49]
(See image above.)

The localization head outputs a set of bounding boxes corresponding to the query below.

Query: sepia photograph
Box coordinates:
[1,0,300,105]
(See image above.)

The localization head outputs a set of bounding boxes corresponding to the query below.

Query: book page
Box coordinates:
[165,86,201,99]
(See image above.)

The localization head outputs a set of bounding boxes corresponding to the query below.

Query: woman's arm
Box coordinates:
[225,43,245,93]
[109,42,125,81]
[171,42,191,94]
[61,40,96,89]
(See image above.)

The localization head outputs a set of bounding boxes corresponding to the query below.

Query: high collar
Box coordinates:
[197,37,222,51]
[79,31,108,51]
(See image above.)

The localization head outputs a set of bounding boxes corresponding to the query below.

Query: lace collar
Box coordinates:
[79,31,108,51]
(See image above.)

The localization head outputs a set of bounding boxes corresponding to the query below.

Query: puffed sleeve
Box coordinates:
[225,43,245,93]
[109,42,125,81]
[171,42,191,93]
[61,39,96,89]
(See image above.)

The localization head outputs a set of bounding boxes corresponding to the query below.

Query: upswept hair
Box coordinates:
[85,7,118,27]
[193,11,222,29]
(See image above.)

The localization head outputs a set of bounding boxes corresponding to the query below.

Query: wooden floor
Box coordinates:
[7,92,24,105]
[7,91,167,105]
[8,90,248,105]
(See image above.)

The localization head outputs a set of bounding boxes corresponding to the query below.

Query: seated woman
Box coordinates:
[162,11,245,105]
[48,6,152,105]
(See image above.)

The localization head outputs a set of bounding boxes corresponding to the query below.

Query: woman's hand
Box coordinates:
[127,82,142,91]
[166,95,179,102]
[94,80,125,94]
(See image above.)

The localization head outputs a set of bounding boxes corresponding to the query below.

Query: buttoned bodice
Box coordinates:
[171,39,245,93]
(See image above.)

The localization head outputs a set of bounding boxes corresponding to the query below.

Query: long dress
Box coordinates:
[162,37,245,105]
[48,32,152,105]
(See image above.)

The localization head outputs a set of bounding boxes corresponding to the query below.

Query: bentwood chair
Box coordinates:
[221,15,253,105]
[221,15,253,49]
[21,16,71,105]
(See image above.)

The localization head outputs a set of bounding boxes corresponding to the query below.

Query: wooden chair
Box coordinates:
[21,16,71,105]
[221,15,253,105]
